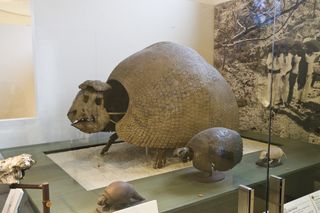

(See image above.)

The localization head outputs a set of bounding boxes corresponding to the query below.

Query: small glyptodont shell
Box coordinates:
[187,127,243,173]
[108,42,239,149]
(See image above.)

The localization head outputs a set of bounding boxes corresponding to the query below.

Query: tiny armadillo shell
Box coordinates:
[187,128,243,172]
[108,42,239,149]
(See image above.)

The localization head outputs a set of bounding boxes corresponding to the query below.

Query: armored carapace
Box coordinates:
[174,128,243,182]
[97,181,144,211]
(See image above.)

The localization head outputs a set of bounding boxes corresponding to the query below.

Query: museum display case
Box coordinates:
[0,0,320,212]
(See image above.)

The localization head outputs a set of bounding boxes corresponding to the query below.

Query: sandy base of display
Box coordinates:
[47,138,273,191]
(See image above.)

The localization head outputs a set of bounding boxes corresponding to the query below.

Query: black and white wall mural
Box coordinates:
[214,0,320,144]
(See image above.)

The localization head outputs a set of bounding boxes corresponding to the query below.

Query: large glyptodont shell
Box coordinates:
[108,42,238,149]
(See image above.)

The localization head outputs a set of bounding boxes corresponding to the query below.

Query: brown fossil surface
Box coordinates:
[97,181,144,211]
[108,42,239,148]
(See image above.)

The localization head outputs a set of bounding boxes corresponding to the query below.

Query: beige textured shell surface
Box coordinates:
[108,42,238,149]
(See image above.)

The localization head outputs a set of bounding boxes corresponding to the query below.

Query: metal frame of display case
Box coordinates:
[238,185,254,213]
[238,175,285,213]
[10,183,51,213]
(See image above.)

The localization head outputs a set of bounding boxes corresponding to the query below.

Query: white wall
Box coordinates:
[0,0,225,148]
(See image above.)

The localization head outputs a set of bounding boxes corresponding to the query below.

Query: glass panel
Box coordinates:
[0,1,319,212]
[215,0,320,212]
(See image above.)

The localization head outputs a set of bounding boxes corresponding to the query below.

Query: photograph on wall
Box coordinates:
[214,0,320,143]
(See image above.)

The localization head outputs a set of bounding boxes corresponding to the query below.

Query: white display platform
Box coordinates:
[47,138,272,191]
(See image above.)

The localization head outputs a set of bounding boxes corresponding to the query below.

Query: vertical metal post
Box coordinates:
[41,183,51,213]
[269,175,285,213]
[238,185,254,213]
[266,0,280,211]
